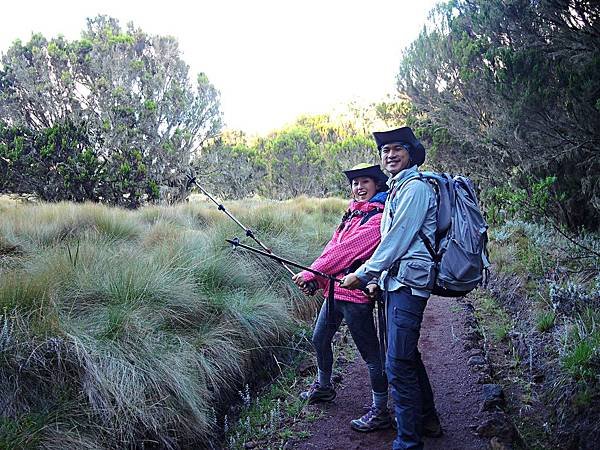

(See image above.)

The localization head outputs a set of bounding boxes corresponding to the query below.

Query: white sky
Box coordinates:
[1,0,439,135]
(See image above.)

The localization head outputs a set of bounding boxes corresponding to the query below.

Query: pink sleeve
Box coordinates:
[301,227,341,288]
[306,213,382,280]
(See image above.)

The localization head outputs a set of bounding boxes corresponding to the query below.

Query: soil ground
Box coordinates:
[290,295,488,450]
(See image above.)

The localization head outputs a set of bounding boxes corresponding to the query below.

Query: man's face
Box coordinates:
[381,143,410,175]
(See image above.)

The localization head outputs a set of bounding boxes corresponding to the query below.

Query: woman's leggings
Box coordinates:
[312,299,388,393]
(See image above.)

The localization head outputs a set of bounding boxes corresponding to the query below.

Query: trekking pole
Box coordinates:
[187,174,295,275]
[226,238,343,283]
[375,293,387,375]
[226,238,342,324]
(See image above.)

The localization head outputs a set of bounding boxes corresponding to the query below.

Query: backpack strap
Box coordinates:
[387,175,423,228]
[387,174,422,203]
[389,173,443,262]
[338,207,384,231]
[481,232,491,287]
[337,209,352,231]
[418,230,439,262]
[359,207,384,225]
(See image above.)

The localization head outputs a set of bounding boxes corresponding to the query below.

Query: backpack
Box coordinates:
[390,172,490,297]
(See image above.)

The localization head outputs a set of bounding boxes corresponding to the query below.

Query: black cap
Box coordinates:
[373,127,426,166]
[343,163,388,185]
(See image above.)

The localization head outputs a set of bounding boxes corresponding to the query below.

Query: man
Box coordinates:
[340,127,441,450]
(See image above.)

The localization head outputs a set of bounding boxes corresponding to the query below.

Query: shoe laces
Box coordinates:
[362,405,382,422]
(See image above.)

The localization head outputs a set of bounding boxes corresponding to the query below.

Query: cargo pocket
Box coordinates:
[388,306,420,361]
[398,260,435,289]
[439,238,482,283]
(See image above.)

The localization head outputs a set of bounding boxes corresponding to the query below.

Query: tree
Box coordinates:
[194,137,265,200]
[322,135,379,195]
[192,112,381,200]
[0,120,105,202]
[0,15,222,206]
[258,126,324,199]
[397,0,600,229]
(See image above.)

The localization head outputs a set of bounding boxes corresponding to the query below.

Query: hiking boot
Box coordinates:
[299,381,336,404]
[350,406,392,432]
[423,413,443,438]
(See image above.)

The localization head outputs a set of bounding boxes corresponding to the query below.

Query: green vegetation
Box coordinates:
[195,114,386,200]
[480,219,600,447]
[561,308,600,382]
[224,336,319,449]
[225,322,359,449]
[397,0,600,231]
[0,16,222,207]
[0,199,346,448]
[1,1,598,448]
[535,311,556,333]
[473,292,513,343]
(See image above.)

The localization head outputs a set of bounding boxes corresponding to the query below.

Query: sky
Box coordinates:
[1,0,439,135]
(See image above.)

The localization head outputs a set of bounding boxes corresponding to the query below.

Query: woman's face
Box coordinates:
[351,176,378,201]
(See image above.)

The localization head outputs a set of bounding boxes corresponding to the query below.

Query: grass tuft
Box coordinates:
[536,310,556,332]
[0,197,346,447]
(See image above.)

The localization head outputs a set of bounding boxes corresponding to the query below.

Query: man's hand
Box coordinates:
[365,283,380,299]
[340,273,362,290]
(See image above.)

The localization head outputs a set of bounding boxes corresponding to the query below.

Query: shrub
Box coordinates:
[560,308,600,382]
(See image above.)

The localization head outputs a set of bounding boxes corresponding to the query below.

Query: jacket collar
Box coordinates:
[351,193,386,211]
[369,191,388,204]
[387,165,419,189]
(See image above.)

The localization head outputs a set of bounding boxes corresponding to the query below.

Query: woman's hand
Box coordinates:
[291,273,305,287]
[292,273,318,295]
[340,273,362,290]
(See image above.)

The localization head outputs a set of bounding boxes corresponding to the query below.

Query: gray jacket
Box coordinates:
[354,166,437,297]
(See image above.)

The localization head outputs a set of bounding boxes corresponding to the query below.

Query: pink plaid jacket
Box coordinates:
[301,199,384,303]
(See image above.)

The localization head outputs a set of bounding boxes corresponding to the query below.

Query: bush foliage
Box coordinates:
[487,220,600,446]
[193,114,383,200]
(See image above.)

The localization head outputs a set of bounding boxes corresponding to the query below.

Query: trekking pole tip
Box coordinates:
[226,237,240,247]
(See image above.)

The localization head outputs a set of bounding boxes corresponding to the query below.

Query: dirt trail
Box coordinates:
[291,296,487,450]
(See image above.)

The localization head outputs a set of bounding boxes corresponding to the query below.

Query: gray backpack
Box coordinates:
[416,172,490,297]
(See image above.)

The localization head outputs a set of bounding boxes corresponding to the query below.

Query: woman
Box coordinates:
[292,163,391,433]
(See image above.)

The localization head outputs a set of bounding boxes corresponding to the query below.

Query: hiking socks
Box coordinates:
[318,369,332,388]
[372,390,388,411]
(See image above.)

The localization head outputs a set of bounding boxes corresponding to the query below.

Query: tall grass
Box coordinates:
[0,198,345,449]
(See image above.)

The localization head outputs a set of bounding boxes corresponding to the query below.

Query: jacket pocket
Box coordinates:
[397,260,435,290]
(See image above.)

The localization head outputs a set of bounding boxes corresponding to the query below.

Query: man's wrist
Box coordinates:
[355,271,369,284]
